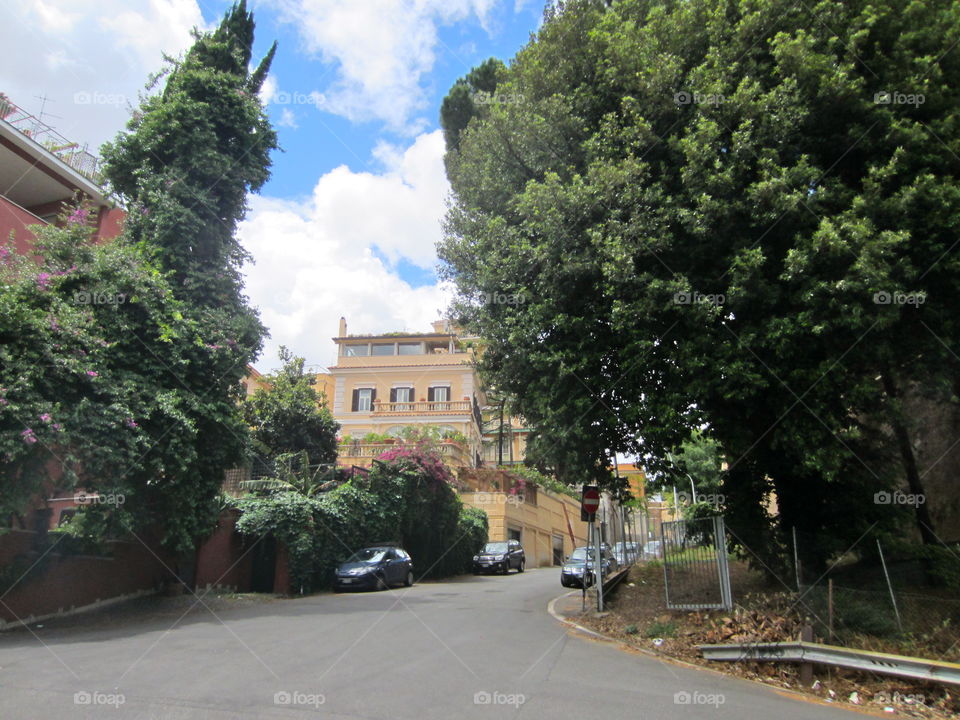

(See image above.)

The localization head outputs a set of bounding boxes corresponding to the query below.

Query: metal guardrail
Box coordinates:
[700,641,960,686]
[602,566,630,594]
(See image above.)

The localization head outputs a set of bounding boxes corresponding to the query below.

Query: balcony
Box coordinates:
[371,400,472,415]
[1,97,103,184]
[337,441,472,468]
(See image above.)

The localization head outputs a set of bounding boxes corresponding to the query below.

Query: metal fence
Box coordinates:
[661,516,733,610]
[798,583,960,659]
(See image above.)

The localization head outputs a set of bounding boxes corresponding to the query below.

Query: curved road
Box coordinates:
[0,568,864,719]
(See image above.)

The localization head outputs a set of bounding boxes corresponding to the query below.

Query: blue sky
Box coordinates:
[0,0,544,370]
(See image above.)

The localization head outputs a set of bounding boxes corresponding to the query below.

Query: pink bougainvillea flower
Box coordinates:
[39,413,52,423]
[67,208,90,225]
[52,423,63,432]
[86,370,98,378]
[21,429,37,444]
[125,418,138,429]
[36,272,51,291]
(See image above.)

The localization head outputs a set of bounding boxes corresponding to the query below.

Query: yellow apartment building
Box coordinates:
[458,469,589,567]
[330,318,485,468]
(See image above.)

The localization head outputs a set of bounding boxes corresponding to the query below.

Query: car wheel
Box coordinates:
[518,558,525,573]
[405,570,413,587]
[501,561,510,575]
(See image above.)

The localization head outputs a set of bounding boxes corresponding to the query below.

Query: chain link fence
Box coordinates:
[797,583,960,659]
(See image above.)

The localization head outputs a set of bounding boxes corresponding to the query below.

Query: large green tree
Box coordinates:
[86,1,278,550]
[244,347,339,467]
[439,0,960,572]
[102,0,276,313]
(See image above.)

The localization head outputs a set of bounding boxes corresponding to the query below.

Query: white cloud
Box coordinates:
[268,0,502,131]
[240,130,454,371]
[0,1,207,151]
[277,108,298,128]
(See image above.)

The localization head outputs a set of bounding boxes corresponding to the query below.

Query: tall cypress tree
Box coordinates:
[99,1,278,551]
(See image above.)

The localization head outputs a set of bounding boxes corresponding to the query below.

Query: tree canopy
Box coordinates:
[244,347,339,467]
[439,0,960,571]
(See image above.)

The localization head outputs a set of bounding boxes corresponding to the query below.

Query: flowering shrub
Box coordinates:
[0,215,255,552]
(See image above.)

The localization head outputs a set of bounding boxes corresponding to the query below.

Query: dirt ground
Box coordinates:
[571,563,958,720]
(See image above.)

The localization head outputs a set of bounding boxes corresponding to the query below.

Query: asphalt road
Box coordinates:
[0,568,863,719]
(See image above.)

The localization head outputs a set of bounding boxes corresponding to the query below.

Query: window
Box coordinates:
[428,385,450,410]
[397,342,421,355]
[371,343,395,356]
[343,344,369,357]
[391,386,413,410]
[351,387,376,412]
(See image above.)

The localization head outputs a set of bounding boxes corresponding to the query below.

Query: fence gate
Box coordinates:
[661,516,733,610]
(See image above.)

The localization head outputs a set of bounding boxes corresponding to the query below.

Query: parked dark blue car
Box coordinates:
[334,546,413,591]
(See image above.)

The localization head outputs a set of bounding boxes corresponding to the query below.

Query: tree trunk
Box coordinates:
[881,373,937,545]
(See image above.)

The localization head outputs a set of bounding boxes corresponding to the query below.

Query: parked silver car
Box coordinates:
[643,540,662,560]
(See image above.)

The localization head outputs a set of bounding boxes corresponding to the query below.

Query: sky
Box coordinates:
[0,0,544,372]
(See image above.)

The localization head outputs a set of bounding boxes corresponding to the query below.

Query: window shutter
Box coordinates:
[428,387,435,402]
[390,388,397,403]
[351,389,359,412]
[371,388,377,407]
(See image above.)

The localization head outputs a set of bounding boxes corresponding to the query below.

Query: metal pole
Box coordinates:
[792,526,801,591]
[714,516,733,610]
[596,514,604,612]
[672,486,679,519]
[827,578,834,643]
[581,521,588,612]
[877,539,903,633]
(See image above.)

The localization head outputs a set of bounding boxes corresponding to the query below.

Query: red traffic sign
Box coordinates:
[581,486,600,515]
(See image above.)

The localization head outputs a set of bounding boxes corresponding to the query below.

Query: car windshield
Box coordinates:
[347,548,388,563]
[570,547,597,561]
[483,542,508,553]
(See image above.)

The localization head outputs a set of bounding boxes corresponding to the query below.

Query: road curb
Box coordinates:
[546,590,891,718]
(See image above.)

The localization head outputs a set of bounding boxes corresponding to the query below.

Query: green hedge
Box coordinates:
[234,449,489,592]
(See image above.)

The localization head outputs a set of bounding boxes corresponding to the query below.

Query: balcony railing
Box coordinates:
[371,400,472,414]
[338,441,472,467]
[1,97,103,184]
